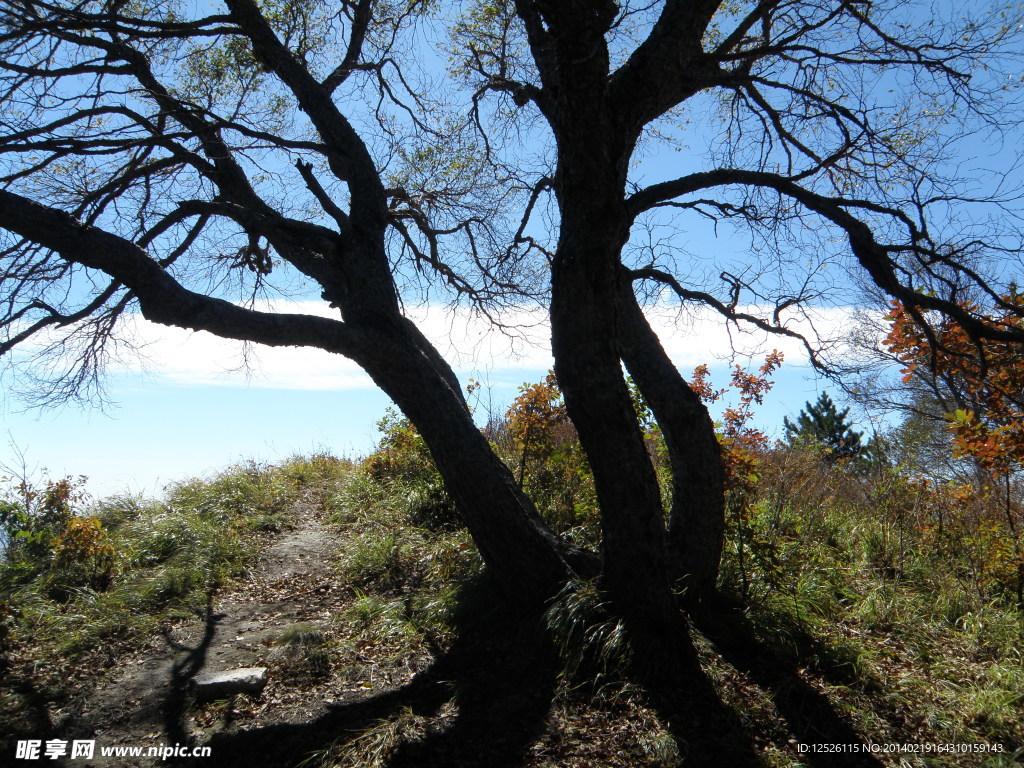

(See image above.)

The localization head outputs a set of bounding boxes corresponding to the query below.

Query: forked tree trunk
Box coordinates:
[550,276,678,630]
[547,135,690,637]
[616,283,726,605]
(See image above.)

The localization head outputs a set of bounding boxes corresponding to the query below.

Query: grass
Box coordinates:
[312,430,1024,766]
[0,456,353,747]
[320,707,436,768]
[713,452,1024,764]
[9,494,248,656]
[273,623,333,680]
[3,426,1024,767]
[543,578,631,686]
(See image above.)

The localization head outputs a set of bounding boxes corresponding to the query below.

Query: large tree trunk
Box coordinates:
[616,283,726,606]
[550,273,676,629]
[351,320,577,605]
[531,1,707,638]
[548,135,686,643]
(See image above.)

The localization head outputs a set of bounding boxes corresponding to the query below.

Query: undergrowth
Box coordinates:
[3,374,1024,767]
[715,447,1024,766]
[0,455,351,745]
[319,380,1024,767]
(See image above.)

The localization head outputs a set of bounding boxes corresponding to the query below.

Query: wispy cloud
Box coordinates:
[102,300,857,390]
[111,310,373,390]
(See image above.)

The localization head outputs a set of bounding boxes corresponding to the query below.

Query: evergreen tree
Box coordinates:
[784,394,866,463]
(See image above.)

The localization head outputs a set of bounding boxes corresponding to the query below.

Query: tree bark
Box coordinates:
[616,282,726,606]
[549,152,683,642]
[351,322,578,606]
[525,0,701,635]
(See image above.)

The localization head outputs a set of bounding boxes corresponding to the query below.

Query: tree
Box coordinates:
[3,0,1024,724]
[885,295,1024,602]
[784,392,865,463]
[841,304,981,481]
[886,295,1024,473]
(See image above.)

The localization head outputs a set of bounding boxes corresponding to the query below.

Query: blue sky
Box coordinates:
[6,1,1012,503]
[1,300,850,501]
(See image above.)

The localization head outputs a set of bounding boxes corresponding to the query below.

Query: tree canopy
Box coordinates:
[3,3,1024,749]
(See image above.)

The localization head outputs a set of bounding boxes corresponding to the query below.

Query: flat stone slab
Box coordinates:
[191,667,268,701]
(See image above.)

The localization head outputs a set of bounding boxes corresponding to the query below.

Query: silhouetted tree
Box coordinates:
[2,3,1024,710]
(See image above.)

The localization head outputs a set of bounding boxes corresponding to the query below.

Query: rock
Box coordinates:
[191,667,268,701]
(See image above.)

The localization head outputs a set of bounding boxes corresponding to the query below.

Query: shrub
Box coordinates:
[364,409,438,486]
[49,516,117,595]
[502,373,598,534]
[1,476,88,575]
[360,409,460,532]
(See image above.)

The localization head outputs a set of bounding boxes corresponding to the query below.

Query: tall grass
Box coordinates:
[719,446,1024,758]
[0,458,352,658]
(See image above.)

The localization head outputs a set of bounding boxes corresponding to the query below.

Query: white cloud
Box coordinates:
[111,310,374,390]
[100,300,858,390]
[647,304,856,370]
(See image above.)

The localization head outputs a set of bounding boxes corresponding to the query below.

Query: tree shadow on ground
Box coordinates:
[169,574,559,768]
[160,580,894,768]
[635,648,766,767]
[0,656,57,754]
[384,577,560,768]
[193,664,454,767]
[162,601,225,747]
[694,595,887,768]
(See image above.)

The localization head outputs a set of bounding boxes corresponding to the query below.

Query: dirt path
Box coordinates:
[63,499,352,767]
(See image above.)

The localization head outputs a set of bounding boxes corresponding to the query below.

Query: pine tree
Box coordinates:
[784,393,866,463]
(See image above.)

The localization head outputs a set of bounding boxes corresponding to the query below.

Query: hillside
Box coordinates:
[2,430,1024,767]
